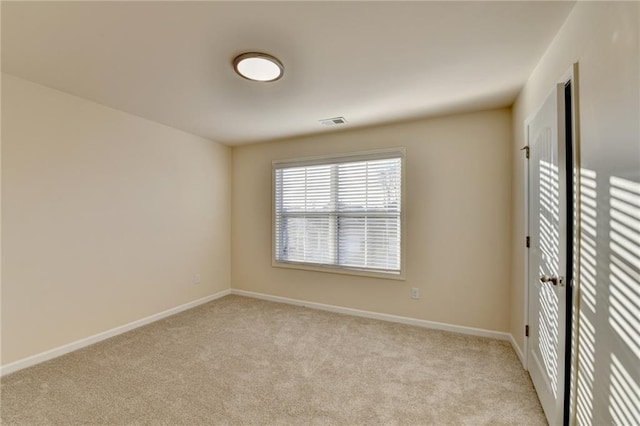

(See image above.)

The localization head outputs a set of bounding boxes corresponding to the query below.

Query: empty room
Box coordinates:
[1,1,638,425]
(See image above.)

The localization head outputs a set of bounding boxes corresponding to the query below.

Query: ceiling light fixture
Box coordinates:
[233,52,284,82]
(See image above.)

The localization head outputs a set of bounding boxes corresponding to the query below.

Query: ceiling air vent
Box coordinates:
[320,117,347,126]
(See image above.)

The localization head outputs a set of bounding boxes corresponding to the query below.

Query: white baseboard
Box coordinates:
[509,333,526,368]
[231,289,510,341]
[2,288,522,377]
[0,289,231,377]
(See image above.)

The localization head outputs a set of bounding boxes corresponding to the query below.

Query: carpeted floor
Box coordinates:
[1,295,546,425]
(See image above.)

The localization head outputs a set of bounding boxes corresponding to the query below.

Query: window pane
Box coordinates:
[277,165,332,213]
[338,216,400,271]
[338,158,401,213]
[277,216,334,265]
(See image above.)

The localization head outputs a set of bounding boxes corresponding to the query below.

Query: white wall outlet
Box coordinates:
[193,273,201,285]
[411,288,420,299]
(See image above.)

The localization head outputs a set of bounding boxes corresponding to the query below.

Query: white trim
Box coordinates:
[510,333,526,368]
[272,261,405,281]
[568,62,581,425]
[523,120,531,370]
[272,147,405,169]
[231,289,510,341]
[0,289,231,377]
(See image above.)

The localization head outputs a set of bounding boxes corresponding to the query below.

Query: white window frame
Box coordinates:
[272,148,406,280]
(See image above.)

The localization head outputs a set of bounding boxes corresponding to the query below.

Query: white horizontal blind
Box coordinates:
[274,150,402,274]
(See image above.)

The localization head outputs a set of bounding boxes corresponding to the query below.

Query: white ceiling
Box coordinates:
[2,1,575,146]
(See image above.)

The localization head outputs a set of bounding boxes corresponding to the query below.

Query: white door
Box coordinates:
[527,84,569,426]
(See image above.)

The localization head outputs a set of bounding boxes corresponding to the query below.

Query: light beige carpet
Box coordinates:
[1,295,546,425]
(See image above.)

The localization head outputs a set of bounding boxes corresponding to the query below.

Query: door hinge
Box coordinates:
[526,236,530,248]
[525,325,529,337]
[520,145,530,159]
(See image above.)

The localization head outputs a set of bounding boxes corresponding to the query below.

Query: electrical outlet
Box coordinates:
[411,288,420,299]
[193,273,201,285]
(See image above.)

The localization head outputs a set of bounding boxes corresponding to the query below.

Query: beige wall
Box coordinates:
[510,2,639,424]
[232,109,513,333]
[1,74,231,365]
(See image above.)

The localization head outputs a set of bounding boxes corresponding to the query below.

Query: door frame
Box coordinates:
[523,62,580,426]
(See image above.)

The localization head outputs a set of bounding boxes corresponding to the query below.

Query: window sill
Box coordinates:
[272,260,405,281]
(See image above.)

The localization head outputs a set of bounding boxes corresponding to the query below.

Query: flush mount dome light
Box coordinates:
[233,52,284,82]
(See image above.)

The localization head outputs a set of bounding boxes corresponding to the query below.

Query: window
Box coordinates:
[273,149,404,278]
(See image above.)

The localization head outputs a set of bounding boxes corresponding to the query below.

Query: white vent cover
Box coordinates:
[320,117,347,126]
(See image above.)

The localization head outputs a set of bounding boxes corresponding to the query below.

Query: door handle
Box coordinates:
[540,275,564,286]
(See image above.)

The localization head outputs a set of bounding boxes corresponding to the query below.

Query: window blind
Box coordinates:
[274,150,403,275]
